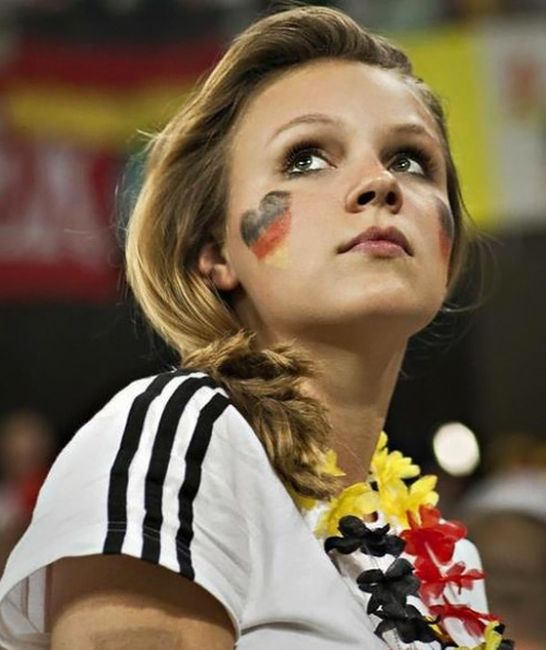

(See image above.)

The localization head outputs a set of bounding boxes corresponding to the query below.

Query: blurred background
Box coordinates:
[0,0,545,646]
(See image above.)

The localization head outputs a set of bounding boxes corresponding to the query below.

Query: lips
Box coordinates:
[339,225,413,256]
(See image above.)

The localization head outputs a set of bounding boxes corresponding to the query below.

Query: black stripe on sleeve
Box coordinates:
[140,376,221,564]
[175,393,230,580]
[103,369,191,554]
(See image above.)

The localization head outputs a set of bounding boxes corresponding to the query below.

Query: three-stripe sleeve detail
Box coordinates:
[103,371,190,554]
[140,375,219,564]
[175,392,230,579]
[103,370,230,583]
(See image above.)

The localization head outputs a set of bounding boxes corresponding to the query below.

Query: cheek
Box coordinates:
[239,190,292,269]
[436,199,455,265]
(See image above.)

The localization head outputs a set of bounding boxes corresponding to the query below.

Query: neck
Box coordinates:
[300,332,407,487]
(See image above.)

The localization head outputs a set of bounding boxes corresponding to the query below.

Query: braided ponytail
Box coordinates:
[183,330,340,499]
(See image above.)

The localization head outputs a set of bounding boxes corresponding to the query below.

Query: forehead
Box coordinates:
[231,59,440,150]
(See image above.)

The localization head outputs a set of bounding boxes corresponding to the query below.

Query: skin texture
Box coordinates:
[200,58,453,485]
[48,555,235,649]
[239,190,291,267]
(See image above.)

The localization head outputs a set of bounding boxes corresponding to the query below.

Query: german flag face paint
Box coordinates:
[239,191,291,268]
[436,198,455,265]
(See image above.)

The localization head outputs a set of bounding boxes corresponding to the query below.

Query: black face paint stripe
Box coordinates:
[240,190,290,247]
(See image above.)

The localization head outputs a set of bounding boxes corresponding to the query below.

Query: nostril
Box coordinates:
[357,191,375,206]
[385,191,398,206]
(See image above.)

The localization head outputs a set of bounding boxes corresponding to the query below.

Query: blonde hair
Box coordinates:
[125,4,477,501]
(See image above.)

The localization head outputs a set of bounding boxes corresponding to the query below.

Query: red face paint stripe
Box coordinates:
[439,228,452,262]
[436,200,454,264]
[250,211,291,259]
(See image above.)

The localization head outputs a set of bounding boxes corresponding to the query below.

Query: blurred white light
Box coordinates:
[433,422,480,477]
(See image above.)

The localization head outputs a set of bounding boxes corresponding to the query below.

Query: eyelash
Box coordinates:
[281,139,326,176]
[280,139,439,179]
[389,145,438,178]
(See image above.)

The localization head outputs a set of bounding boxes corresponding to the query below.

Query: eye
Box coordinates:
[389,148,436,178]
[281,140,330,177]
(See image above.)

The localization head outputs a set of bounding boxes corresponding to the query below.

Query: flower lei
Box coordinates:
[291,432,514,650]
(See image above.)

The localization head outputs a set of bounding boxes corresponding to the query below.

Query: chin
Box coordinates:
[290,306,437,344]
[351,292,443,322]
[276,290,446,339]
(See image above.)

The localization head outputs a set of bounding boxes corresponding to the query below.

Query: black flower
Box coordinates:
[324,515,405,557]
[499,641,515,650]
[357,558,420,614]
[374,601,439,644]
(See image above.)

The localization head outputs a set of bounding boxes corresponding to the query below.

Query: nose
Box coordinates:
[345,168,403,214]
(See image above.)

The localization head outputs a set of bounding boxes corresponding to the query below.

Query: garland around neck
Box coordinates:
[290,432,515,650]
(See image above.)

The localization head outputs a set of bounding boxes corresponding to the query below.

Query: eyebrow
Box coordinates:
[388,122,441,144]
[268,112,441,147]
[268,113,345,144]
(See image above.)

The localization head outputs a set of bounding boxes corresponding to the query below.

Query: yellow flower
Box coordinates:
[450,621,503,650]
[379,474,439,528]
[376,430,389,452]
[290,490,318,511]
[287,450,346,511]
[482,621,504,650]
[370,431,431,527]
[320,449,346,477]
[315,482,379,538]
[371,435,420,488]
[287,449,346,511]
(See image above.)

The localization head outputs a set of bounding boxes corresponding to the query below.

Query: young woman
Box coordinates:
[0,5,513,649]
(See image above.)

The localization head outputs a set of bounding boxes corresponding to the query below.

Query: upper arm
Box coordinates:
[48,554,235,650]
[0,372,260,646]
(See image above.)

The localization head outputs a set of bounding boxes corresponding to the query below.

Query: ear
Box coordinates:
[197,240,239,292]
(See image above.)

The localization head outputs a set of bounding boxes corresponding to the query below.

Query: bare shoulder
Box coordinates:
[47,554,236,650]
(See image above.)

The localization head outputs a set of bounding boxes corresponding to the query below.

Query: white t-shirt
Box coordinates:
[0,370,489,649]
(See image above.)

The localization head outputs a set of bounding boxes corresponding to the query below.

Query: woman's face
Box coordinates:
[216,59,454,346]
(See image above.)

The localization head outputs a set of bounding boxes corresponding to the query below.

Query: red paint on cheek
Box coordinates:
[436,201,455,266]
[438,225,452,263]
[250,210,291,259]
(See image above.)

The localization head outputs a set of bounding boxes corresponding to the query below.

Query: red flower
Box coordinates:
[428,600,498,637]
[400,505,466,564]
[414,557,485,604]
